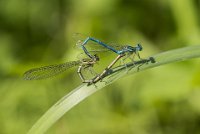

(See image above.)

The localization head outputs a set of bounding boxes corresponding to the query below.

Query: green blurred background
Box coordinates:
[0,0,200,133]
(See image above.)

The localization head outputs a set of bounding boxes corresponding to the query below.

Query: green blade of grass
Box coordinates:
[27,45,200,134]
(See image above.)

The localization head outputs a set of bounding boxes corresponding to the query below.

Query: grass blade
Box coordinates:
[28,45,200,134]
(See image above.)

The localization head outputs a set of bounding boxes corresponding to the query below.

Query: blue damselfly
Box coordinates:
[74,33,143,60]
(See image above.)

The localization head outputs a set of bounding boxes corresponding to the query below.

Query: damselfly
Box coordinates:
[74,33,143,61]
[23,55,99,83]
[87,56,156,85]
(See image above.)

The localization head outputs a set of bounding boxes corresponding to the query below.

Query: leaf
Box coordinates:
[27,45,200,134]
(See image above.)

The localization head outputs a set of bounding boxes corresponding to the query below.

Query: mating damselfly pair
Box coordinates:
[23,33,156,85]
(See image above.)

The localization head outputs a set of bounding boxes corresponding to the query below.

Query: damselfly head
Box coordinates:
[136,43,143,51]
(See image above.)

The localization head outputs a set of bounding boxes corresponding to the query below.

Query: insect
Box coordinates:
[23,55,99,82]
[74,33,143,61]
[86,56,156,85]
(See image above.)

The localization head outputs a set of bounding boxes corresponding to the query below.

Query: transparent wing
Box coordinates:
[73,33,124,53]
[23,60,81,80]
[76,52,89,60]
[73,33,88,49]
[73,33,107,51]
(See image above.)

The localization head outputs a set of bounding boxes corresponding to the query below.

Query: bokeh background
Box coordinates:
[1,0,200,133]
